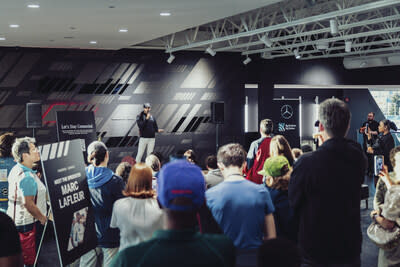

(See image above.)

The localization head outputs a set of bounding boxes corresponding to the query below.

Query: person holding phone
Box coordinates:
[367,120,396,178]
[371,146,400,267]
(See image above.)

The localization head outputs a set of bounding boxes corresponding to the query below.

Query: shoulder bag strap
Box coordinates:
[13,182,18,221]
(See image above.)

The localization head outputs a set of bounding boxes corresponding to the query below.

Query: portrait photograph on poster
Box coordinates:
[67,207,88,251]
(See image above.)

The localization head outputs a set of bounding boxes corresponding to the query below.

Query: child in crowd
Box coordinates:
[259,155,297,242]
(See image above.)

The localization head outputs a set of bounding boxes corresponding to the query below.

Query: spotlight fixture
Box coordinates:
[316,41,329,50]
[260,35,272,48]
[261,52,272,59]
[345,40,352,52]
[167,54,175,64]
[330,19,338,36]
[27,4,40,8]
[294,49,301,59]
[205,47,216,56]
[243,57,252,65]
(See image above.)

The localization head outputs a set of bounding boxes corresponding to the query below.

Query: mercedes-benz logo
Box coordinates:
[281,105,293,119]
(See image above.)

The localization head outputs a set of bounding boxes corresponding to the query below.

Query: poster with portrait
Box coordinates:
[40,139,97,266]
[272,99,300,148]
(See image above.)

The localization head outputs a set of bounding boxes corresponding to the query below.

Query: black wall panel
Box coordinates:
[0,47,399,168]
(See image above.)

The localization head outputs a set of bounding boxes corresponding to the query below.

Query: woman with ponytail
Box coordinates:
[80,141,125,267]
[368,119,396,172]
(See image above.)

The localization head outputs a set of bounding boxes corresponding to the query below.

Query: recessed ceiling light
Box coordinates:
[90,41,97,44]
[0,37,5,41]
[119,29,128,33]
[9,24,20,28]
[27,4,40,8]
[160,12,171,16]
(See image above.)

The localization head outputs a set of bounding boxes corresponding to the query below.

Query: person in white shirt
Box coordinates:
[111,163,165,251]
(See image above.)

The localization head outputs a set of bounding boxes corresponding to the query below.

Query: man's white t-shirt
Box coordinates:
[111,197,165,251]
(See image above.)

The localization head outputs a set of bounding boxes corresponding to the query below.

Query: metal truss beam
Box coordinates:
[242,26,400,55]
[265,38,400,59]
[215,13,400,52]
[166,0,399,53]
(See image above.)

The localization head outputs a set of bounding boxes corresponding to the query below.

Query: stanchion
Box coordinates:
[34,207,50,267]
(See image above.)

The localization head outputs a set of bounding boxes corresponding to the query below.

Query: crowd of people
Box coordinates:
[1,98,400,267]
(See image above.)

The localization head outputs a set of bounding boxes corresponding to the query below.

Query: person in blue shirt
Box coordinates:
[80,141,125,267]
[206,143,276,267]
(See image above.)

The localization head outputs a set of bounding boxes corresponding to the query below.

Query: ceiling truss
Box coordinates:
[134,0,400,62]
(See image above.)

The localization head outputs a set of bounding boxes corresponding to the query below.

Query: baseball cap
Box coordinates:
[157,160,205,211]
[258,156,290,177]
[87,141,108,156]
[143,103,151,108]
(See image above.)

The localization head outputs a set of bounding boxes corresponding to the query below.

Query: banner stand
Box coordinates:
[34,207,63,267]
[38,139,97,266]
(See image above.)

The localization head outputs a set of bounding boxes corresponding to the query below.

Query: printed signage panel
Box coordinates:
[41,139,97,266]
[272,99,300,148]
[56,111,97,152]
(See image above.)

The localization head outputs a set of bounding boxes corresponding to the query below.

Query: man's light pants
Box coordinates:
[136,137,155,162]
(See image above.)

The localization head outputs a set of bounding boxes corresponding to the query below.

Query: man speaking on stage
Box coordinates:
[136,103,163,162]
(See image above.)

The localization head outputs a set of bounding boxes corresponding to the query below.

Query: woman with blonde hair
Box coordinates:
[269,135,295,166]
[111,163,164,251]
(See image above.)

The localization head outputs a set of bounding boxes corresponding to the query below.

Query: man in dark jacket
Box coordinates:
[135,103,163,163]
[289,99,367,267]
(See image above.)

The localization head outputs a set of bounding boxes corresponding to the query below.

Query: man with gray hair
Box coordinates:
[289,99,367,266]
[7,137,47,261]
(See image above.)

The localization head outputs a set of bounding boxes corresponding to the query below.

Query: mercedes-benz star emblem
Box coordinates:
[281,104,293,119]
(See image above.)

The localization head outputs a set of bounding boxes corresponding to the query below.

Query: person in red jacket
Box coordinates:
[246,119,273,184]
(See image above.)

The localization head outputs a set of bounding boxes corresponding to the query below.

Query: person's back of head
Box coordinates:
[217,143,247,169]
[0,212,23,267]
[292,148,302,160]
[87,141,108,166]
[205,155,218,170]
[145,154,161,173]
[123,163,154,198]
[157,160,205,228]
[260,119,273,136]
[151,152,164,166]
[270,135,294,165]
[116,162,132,184]
[259,156,291,190]
[319,98,351,138]
[0,132,16,158]
[258,238,301,267]
[184,149,197,164]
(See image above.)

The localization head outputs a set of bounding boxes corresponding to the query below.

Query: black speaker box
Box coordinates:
[211,102,224,124]
[26,103,42,128]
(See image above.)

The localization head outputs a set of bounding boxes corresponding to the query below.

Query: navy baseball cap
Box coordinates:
[157,160,205,211]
